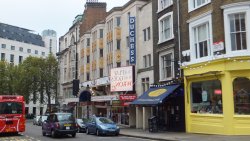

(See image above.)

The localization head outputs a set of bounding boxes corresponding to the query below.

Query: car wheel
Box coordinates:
[86,128,89,134]
[42,130,46,136]
[96,129,100,136]
[115,133,119,136]
[77,127,80,133]
[51,130,56,138]
[72,133,76,137]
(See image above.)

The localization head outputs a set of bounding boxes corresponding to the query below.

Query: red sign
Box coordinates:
[119,94,137,101]
[214,89,222,95]
[122,102,131,106]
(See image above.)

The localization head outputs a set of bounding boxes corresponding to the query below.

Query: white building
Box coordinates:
[0,22,57,115]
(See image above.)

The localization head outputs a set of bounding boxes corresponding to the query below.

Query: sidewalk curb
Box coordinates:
[120,133,179,141]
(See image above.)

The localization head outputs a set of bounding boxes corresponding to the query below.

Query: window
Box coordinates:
[11,46,15,50]
[117,39,121,50]
[42,52,45,56]
[188,0,211,11]
[158,0,173,11]
[117,62,121,67]
[189,14,212,61]
[1,44,6,49]
[229,13,246,51]
[147,27,151,40]
[87,73,90,81]
[158,12,173,43]
[87,56,90,63]
[100,69,103,77]
[143,54,151,68]
[116,17,121,27]
[19,56,23,64]
[233,77,250,115]
[223,4,250,55]
[35,50,38,54]
[161,53,172,79]
[100,49,103,57]
[1,53,5,61]
[10,54,14,63]
[100,29,103,38]
[191,80,222,114]
[148,54,151,67]
[143,27,151,41]
[126,36,130,48]
[142,78,149,92]
[27,49,31,53]
[127,12,130,24]
[126,60,130,66]
[143,55,147,68]
[87,38,90,46]
[19,47,23,52]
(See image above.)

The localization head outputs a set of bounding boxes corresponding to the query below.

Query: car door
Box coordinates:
[47,114,54,134]
[89,118,96,133]
[42,115,50,133]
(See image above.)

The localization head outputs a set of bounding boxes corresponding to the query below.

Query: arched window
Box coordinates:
[233,77,250,115]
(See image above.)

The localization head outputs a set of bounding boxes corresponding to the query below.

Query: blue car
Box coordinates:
[85,117,119,136]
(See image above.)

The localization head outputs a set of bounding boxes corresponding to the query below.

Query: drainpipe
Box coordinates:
[177,0,182,77]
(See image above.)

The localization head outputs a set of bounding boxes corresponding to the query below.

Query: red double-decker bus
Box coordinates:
[0,95,25,134]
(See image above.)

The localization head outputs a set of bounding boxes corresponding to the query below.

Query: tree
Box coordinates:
[41,54,58,113]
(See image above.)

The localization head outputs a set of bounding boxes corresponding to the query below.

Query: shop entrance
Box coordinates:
[153,95,185,132]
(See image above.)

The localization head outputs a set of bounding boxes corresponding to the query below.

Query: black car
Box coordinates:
[42,113,77,138]
[76,118,88,133]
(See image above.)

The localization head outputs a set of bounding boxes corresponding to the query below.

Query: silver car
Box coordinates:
[33,115,41,125]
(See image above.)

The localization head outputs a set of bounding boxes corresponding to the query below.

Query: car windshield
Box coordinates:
[97,117,114,124]
[0,102,23,114]
[41,116,48,121]
[57,114,74,121]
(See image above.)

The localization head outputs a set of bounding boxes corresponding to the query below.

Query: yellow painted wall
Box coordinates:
[184,57,250,135]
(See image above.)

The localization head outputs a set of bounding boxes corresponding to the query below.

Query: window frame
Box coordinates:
[158,12,174,44]
[223,5,250,57]
[189,14,213,63]
[159,50,174,81]
[188,0,211,12]
[158,0,173,12]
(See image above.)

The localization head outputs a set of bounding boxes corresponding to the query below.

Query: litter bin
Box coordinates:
[148,116,158,132]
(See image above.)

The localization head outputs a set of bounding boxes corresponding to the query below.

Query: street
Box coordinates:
[0,120,157,141]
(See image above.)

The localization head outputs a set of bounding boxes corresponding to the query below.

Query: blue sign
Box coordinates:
[129,17,136,64]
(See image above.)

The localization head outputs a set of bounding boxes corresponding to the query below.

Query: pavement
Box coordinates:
[119,127,250,141]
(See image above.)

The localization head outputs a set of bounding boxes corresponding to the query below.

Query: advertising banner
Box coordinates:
[110,66,133,92]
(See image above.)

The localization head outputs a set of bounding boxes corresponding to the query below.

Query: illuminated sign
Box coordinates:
[129,17,136,64]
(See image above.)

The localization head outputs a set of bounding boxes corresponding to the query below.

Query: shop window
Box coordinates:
[233,77,250,115]
[191,80,223,114]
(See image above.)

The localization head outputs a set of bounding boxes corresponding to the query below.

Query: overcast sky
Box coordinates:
[0,0,129,38]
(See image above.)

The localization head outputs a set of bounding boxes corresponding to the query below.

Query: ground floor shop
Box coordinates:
[131,84,185,131]
[184,57,250,135]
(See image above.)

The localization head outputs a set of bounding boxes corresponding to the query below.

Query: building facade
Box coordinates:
[180,0,250,135]
[0,23,57,115]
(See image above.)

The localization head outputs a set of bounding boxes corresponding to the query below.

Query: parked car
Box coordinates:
[76,118,88,133]
[85,117,119,136]
[38,115,48,126]
[33,115,41,125]
[42,113,77,138]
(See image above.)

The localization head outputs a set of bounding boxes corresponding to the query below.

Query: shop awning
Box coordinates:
[130,84,180,105]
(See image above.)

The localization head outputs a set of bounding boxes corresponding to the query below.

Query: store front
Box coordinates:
[131,84,185,131]
[184,57,250,135]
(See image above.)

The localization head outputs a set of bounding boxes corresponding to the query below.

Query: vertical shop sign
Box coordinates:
[129,17,136,64]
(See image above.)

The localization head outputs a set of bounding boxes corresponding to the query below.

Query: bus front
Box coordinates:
[0,95,25,134]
